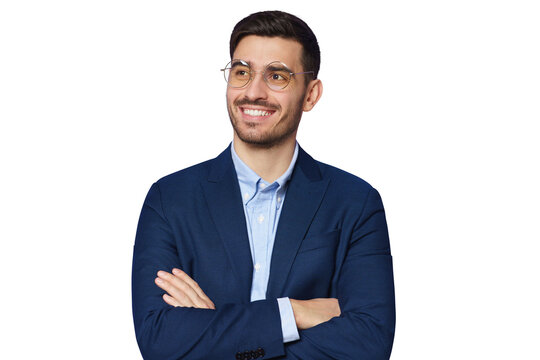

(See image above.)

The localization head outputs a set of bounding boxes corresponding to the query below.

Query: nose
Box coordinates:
[243,71,268,100]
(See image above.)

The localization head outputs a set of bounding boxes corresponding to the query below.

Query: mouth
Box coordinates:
[240,107,276,119]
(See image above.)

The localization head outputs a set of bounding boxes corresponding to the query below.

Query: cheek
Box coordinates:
[226,89,242,107]
[225,90,233,104]
[279,94,304,113]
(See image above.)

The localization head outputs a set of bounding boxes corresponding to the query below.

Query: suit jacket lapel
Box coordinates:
[266,147,330,298]
[200,146,253,303]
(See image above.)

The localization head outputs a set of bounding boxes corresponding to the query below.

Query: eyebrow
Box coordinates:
[266,64,291,73]
[231,59,250,67]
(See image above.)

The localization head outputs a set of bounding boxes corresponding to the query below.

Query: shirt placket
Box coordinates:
[250,185,272,301]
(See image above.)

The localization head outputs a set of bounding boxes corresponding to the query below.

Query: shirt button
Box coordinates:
[254,263,261,271]
[259,183,266,189]
[243,192,250,201]
[258,215,265,223]
[277,196,282,203]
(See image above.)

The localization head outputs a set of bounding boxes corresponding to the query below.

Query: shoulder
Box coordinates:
[322,160,379,198]
[154,146,231,192]
[156,158,212,190]
[308,160,387,225]
[297,146,373,192]
[142,151,228,215]
[303,153,385,214]
[318,160,373,190]
[139,158,212,212]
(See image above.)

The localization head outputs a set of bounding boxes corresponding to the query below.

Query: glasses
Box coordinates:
[221,59,314,90]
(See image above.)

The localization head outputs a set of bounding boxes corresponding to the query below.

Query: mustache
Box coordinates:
[234,98,280,111]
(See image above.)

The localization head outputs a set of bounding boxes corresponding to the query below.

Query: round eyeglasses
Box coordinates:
[221,59,314,90]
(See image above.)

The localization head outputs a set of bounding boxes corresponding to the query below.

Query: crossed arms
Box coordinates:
[154,268,341,331]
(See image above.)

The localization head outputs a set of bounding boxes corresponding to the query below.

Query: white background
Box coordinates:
[1,1,539,359]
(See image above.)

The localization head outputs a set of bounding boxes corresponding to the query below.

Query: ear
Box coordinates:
[303,79,323,112]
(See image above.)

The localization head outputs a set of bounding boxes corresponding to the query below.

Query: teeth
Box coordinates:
[243,108,272,116]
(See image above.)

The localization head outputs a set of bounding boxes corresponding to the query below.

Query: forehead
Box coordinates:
[232,35,303,70]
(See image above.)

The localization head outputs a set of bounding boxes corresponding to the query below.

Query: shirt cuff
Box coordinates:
[277,297,300,343]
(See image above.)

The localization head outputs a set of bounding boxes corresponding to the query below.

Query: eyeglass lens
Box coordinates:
[224,60,292,90]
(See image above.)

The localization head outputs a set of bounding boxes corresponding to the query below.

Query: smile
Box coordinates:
[241,108,275,117]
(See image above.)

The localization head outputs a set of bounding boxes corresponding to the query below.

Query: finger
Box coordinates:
[172,268,206,297]
[162,293,182,307]
[155,276,195,307]
[205,298,216,310]
[169,269,214,309]
[158,271,208,309]
[172,268,215,309]
[168,274,210,309]
[156,277,195,307]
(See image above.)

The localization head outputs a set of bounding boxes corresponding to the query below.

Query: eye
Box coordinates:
[266,69,290,85]
[231,66,250,79]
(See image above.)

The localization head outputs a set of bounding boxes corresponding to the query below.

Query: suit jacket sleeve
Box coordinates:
[132,183,285,360]
[285,188,395,360]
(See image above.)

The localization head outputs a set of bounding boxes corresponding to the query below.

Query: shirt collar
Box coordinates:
[273,143,299,188]
[231,141,299,200]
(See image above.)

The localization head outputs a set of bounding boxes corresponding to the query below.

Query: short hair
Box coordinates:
[230,11,321,82]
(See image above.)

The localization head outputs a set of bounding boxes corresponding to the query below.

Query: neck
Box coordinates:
[233,135,297,183]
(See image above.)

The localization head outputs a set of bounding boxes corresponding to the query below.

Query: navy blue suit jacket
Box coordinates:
[132,145,395,359]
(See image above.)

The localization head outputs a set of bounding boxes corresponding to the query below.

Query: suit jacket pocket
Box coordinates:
[297,228,341,254]
[286,229,341,298]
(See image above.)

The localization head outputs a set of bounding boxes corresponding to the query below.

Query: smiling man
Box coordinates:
[132,10,395,360]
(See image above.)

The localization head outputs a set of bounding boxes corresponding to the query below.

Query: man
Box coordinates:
[132,10,395,360]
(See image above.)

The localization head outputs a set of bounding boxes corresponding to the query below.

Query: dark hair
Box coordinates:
[230,11,320,82]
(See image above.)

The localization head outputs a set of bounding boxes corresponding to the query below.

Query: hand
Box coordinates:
[290,298,341,330]
[155,268,215,309]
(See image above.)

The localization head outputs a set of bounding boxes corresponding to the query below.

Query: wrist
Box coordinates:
[289,299,306,330]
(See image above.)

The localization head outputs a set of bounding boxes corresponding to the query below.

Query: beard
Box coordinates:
[227,97,304,149]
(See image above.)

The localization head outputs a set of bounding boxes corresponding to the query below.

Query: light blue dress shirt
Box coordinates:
[231,142,300,343]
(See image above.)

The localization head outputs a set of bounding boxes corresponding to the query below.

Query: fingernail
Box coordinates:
[155,278,163,284]
[157,271,166,277]
[172,268,181,275]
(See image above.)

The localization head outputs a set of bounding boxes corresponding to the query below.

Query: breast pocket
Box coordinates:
[288,229,341,298]
[297,229,341,254]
